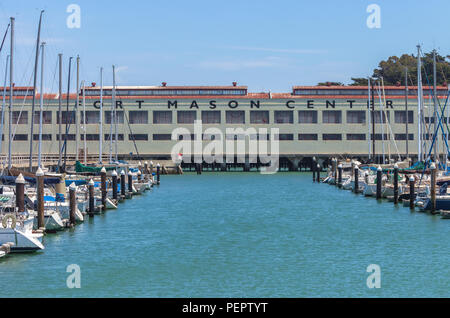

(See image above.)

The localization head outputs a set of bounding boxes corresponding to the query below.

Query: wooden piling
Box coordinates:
[337,163,343,188]
[430,162,436,213]
[409,176,415,210]
[156,163,161,184]
[316,164,320,183]
[69,182,76,226]
[393,163,399,204]
[376,166,382,199]
[144,161,149,174]
[100,167,107,211]
[137,170,142,181]
[88,178,95,216]
[128,170,133,193]
[120,170,126,198]
[312,157,316,182]
[112,170,118,201]
[36,167,45,230]
[354,166,359,194]
[15,173,25,212]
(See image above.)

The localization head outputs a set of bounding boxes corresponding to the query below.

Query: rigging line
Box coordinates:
[0,23,9,54]
[380,78,401,161]
[117,93,141,160]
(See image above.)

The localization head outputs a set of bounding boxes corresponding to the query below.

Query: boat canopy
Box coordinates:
[75,161,116,173]
[0,175,60,185]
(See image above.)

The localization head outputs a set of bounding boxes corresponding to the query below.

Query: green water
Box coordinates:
[1,173,449,297]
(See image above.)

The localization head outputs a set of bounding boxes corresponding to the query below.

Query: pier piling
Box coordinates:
[15,173,25,212]
[354,166,359,194]
[430,163,436,213]
[316,164,320,183]
[312,157,316,182]
[120,170,126,198]
[137,170,142,181]
[36,167,45,231]
[88,179,95,216]
[409,176,415,210]
[128,170,133,194]
[156,163,161,185]
[337,164,343,188]
[376,166,382,200]
[69,182,76,226]
[393,163,399,204]
[101,167,107,211]
[112,170,118,201]
[144,161,149,174]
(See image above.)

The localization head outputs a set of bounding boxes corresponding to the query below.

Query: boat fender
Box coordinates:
[2,214,16,229]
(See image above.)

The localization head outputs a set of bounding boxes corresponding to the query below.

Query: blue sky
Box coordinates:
[0,0,449,92]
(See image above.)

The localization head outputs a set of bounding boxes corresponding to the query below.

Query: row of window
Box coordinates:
[9,110,420,125]
[293,89,448,96]
[84,89,247,96]
[9,133,439,142]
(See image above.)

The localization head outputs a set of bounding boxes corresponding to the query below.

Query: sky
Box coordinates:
[0,0,449,93]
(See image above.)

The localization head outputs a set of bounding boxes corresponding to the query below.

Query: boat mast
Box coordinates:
[432,49,438,161]
[8,17,14,170]
[405,67,409,160]
[75,55,80,162]
[109,66,114,163]
[99,67,103,164]
[0,55,9,162]
[417,45,423,162]
[371,79,376,163]
[113,65,118,162]
[63,57,73,170]
[82,80,86,164]
[37,42,45,168]
[367,77,371,160]
[29,10,44,172]
[57,53,62,171]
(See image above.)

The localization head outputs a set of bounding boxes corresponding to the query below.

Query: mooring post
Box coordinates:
[120,170,126,198]
[351,160,355,183]
[332,158,336,182]
[137,170,142,181]
[128,170,133,193]
[430,162,436,213]
[88,179,95,216]
[156,163,161,185]
[393,163,399,204]
[69,182,77,226]
[354,165,359,194]
[15,173,25,212]
[36,167,45,231]
[337,163,343,188]
[316,164,320,183]
[312,157,316,183]
[112,170,118,201]
[376,166,382,199]
[100,167,107,211]
[409,176,415,210]
[150,161,154,175]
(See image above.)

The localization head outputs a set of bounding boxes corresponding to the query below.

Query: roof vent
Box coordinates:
[232,82,237,87]
[162,82,167,87]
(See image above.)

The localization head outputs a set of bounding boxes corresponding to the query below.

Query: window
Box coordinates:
[347,134,366,140]
[33,134,52,141]
[394,111,413,124]
[298,133,318,141]
[13,134,28,141]
[276,134,294,141]
[395,134,414,140]
[177,111,196,124]
[33,111,52,124]
[274,111,293,124]
[56,134,75,141]
[104,134,124,141]
[425,117,435,124]
[202,134,221,140]
[129,134,148,141]
[371,134,390,140]
[104,111,124,124]
[153,134,172,140]
[250,111,269,124]
[373,111,389,123]
[298,111,317,124]
[81,134,100,141]
[226,111,245,124]
[178,134,196,140]
[80,111,100,124]
[322,111,341,124]
[347,111,366,124]
[129,111,148,124]
[323,134,342,140]
[12,111,28,124]
[201,111,221,124]
[57,111,75,124]
[153,111,172,124]
[249,134,269,140]
[225,134,245,140]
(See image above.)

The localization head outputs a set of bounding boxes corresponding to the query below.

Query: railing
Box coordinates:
[0,154,110,167]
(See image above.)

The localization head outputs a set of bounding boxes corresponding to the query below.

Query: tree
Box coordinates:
[317,81,344,86]
[349,78,369,86]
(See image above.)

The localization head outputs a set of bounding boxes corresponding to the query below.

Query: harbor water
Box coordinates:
[1,172,449,297]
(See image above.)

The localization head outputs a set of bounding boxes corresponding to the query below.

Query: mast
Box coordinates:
[99,67,103,164]
[432,49,438,161]
[57,53,62,171]
[38,42,45,168]
[75,55,80,162]
[371,79,376,163]
[405,67,409,159]
[82,81,86,164]
[0,55,9,160]
[113,65,118,162]
[63,57,73,170]
[417,45,423,162]
[367,77,371,160]
[8,17,14,170]
[29,10,44,172]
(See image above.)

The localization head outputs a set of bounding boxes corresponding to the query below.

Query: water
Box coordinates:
[1,173,449,297]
